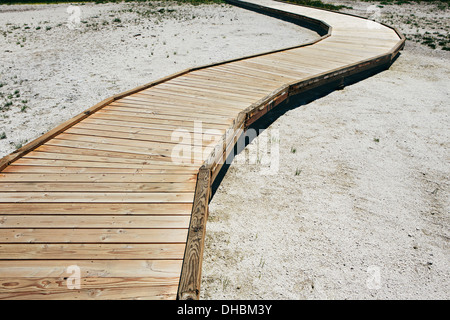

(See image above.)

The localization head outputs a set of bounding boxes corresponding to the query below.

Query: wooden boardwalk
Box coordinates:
[0,0,404,299]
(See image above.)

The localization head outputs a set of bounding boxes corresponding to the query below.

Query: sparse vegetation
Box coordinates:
[3,101,13,110]
[0,132,6,140]
[1,0,225,4]
[359,0,449,6]
[352,0,450,51]
[13,139,27,150]
[408,32,449,50]
[258,257,265,268]
[283,0,351,10]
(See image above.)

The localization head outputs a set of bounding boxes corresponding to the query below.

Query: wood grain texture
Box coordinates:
[177,168,211,300]
[0,243,186,260]
[0,228,189,243]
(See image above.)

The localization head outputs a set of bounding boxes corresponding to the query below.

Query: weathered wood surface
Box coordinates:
[0,0,404,300]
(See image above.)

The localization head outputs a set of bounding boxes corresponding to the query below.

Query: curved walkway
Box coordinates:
[0,0,404,299]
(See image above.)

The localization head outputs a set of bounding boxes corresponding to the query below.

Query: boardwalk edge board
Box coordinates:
[0,0,405,300]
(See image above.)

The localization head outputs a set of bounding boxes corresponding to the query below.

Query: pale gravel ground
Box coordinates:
[0,1,317,156]
[200,2,449,299]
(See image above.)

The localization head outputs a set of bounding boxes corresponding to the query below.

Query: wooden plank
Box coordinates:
[15,158,193,170]
[53,133,207,152]
[236,60,313,78]
[72,121,224,138]
[0,214,189,229]
[208,65,287,84]
[0,228,189,243]
[0,215,191,228]
[271,50,352,65]
[0,203,193,215]
[119,94,242,111]
[252,54,332,70]
[112,96,239,111]
[108,100,238,118]
[0,259,183,299]
[0,243,186,260]
[1,166,197,174]
[191,68,282,87]
[169,77,271,94]
[90,112,230,130]
[20,151,204,169]
[34,144,202,166]
[0,192,194,203]
[80,117,226,136]
[95,108,231,126]
[214,64,297,82]
[139,85,255,104]
[0,260,182,277]
[0,285,179,300]
[22,152,198,168]
[235,59,311,78]
[278,48,360,64]
[0,276,180,290]
[44,139,204,164]
[105,104,235,121]
[160,82,264,102]
[0,173,196,183]
[0,182,196,193]
[255,55,332,73]
[128,91,246,110]
[23,150,175,164]
[322,38,395,50]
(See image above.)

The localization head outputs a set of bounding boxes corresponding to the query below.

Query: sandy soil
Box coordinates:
[200,1,449,299]
[0,1,317,156]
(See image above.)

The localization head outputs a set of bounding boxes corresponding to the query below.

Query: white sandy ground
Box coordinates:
[0,1,317,155]
[201,1,449,299]
[0,1,448,300]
